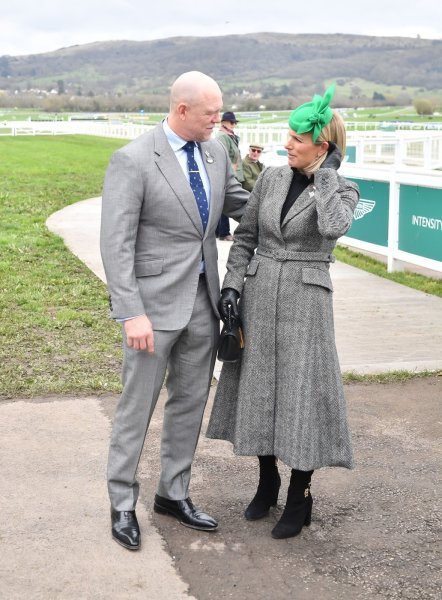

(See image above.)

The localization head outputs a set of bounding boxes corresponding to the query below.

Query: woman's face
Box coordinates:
[284,129,328,172]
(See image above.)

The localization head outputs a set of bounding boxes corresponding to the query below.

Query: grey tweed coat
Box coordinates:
[206,165,359,470]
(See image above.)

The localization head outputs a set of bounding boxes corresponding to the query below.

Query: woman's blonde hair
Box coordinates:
[304,111,347,174]
[316,111,347,156]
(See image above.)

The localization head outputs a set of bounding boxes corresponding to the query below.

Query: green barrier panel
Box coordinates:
[399,185,442,261]
[345,146,356,163]
[346,179,389,247]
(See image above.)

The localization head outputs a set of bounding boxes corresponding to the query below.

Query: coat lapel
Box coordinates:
[281,181,316,228]
[153,127,204,236]
[271,167,294,242]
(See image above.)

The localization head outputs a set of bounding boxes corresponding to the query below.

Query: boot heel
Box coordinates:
[304,494,313,526]
[271,471,313,539]
[244,491,279,521]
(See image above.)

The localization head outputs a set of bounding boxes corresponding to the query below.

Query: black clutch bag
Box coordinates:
[217,306,245,363]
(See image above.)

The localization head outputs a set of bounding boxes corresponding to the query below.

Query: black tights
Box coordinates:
[258,456,313,480]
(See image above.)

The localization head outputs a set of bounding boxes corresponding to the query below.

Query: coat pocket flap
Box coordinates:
[134,259,164,277]
[301,267,333,291]
[246,258,259,276]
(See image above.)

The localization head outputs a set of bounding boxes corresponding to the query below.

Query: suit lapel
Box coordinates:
[153,127,204,236]
[200,141,221,238]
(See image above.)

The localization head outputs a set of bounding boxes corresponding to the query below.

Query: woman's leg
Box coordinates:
[271,469,313,539]
[244,455,281,520]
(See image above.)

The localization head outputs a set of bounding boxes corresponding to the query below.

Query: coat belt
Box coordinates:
[256,248,335,263]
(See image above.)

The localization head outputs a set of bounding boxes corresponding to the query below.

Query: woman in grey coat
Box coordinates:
[207,85,359,539]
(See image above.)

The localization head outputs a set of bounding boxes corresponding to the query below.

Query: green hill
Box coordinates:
[1,32,441,109]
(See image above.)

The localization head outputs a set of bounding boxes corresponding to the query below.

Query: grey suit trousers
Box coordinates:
[107,277,219,511]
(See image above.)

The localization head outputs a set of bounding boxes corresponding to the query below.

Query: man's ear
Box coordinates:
[177,102,188,120]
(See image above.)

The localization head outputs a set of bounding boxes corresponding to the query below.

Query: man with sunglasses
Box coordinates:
[242,142,265,192]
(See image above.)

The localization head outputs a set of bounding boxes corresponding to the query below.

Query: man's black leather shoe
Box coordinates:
[153,495,218,531]
[111,509,140,550]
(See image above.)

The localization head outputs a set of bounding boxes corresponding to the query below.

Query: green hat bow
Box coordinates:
[288,84,336,142]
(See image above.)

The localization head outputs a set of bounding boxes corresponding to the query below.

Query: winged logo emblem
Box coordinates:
[354,199,376,220]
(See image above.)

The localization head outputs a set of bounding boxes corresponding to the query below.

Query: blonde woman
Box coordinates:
[207,85,359,539]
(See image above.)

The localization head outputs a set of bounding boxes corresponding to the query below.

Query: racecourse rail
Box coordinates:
[2,120,441,274]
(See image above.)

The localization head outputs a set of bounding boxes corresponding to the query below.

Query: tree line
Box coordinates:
[1,89,440,116]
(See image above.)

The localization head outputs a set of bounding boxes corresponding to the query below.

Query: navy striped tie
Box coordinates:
[182,141,209,231]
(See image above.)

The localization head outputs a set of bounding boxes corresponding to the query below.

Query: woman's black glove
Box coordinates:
[218,288,240,322]
[321,142,342,170]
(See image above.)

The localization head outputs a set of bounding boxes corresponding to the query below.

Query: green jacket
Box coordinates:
[216,128,244,183]
[242,155,265,192]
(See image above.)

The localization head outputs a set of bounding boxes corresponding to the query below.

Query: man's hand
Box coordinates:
[124,315,154,353]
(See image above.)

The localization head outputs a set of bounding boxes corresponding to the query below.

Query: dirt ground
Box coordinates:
[100,376,441,600]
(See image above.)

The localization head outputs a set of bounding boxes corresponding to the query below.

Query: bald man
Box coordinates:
[100,71,249,549]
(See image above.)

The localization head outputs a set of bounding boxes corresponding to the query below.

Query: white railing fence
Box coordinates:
[340,164,442,274]
[2,120,442,169]
[2,120,441,275]
[237,128,442,170]
[0,120,153,140]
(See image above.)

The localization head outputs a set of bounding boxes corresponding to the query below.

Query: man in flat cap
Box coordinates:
[242,142,265,192]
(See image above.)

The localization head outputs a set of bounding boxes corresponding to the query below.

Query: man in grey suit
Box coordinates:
[100,71,249,550]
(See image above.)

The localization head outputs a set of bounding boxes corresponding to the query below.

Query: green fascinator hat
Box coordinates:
[288,84,336,143]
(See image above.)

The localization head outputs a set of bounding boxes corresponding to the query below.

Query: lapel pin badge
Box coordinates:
[204,150,214,164]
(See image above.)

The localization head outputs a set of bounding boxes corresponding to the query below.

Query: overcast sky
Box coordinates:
[1,0,441,56]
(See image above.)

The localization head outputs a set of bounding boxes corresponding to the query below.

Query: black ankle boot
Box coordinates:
[271,469,313,539]
[244,455,281,520]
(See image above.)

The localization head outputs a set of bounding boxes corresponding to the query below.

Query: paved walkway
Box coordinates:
[47,196,442,375]
[1,198,440,600]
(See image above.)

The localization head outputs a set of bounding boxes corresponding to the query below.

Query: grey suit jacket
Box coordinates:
[100,124,249,329]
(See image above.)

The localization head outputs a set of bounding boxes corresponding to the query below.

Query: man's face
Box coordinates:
[248,146,263,162]
[182,91,223,142]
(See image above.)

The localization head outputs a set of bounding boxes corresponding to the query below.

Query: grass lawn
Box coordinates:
[0,135,127,398]
[334,246,442,297]
[0,135,439,399]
